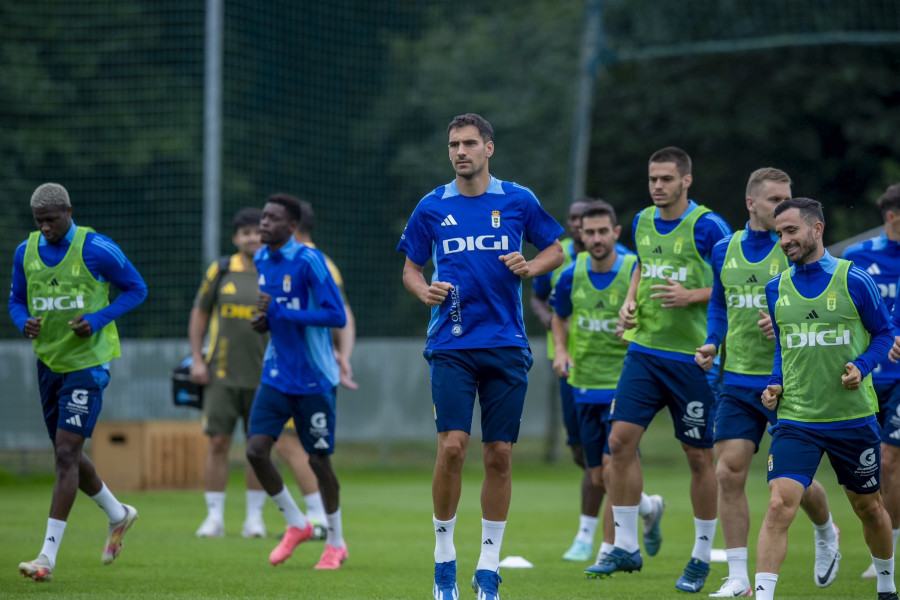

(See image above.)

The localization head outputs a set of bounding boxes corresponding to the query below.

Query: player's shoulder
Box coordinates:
[499,179,539,200]
[842,237,877,259]
[697,208,732,233]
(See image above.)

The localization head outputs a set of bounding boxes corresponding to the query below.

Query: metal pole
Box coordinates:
[568,0,605,203]
[203,0,223,265]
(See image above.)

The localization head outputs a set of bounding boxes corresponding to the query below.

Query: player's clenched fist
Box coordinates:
[761,384,782,410]
[423,281,453,306]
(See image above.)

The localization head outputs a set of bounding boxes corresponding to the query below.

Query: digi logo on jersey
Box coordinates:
[640,263,688,282]
[32,295,85,311]
[442,235,509,255]
[878,282,897,299]
[726,284,767,309]
[781,322,851,348]
[576,316,618,334]
[274,297,302,310]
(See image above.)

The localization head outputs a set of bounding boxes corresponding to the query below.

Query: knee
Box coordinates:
[607,430,636,458]
[590,466,605,490]
[483,444,512,476]
[852,496,888,524]
[765,494,798,526]
[207,435,231,456]
[715,459,746,493]
[438,437,468,469]
[684,446,714,473]
[882,447,899,477]
[571,445,586,469]
[245,436,272,465]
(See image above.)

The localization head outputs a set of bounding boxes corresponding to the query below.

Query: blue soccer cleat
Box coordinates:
[471,569,502,600]
[584,546,643,579]
[433,560,459,600]
[675,557,710,592]
[642,494,665,557]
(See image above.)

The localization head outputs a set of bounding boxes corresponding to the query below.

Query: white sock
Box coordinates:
[325,508,344,549]
[726,547,749,583]
[873,555,897,594]
[204,491,226,522]
[638,492,653,517]
[691,517,717,563]
[754,572,778,600]
[245,489,266,521]
[575,514,599,544]
[813,513,837,544]
[304,492,328,524]
[270,486,307,529]
[39,518,67,569]
[611,505,639,553]
[434,515,457,563]
[598,541,615,559]
[475,519,506,572]
[90,483,127,523]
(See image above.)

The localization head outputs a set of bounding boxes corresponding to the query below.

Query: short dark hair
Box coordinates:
[447,113,494,143]
[649,146,692,176]
[232,207,262,233]
[265,193,303,223]
[877,183,900,219]
[774,197,824,226]
[581,199,618,227]
[296,199,315,235]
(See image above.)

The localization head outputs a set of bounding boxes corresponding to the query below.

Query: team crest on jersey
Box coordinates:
[608,290,619,307]
[767,453,773,471]
[673,237,684,254]
[826,292,837,311]
[491,210,501,229]
[283,275,291,293]
[258,274,266,285]
[770,259,782,277]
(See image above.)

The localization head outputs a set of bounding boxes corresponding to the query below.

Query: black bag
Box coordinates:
[172,355,203,409]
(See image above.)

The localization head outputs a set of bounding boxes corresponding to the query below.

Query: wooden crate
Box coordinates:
[90,420,206,491]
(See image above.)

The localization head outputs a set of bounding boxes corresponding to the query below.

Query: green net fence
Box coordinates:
[2,1,900,339]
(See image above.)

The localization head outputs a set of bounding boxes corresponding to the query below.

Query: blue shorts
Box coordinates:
[38,360,109,439]
[248,383,336,455]
[713,385,777,451]
[611,351,715,448]
[768,420,882,494]
[875,381,900,447]
[576,403,611,468]
[425,347,533,443]
[559,377,580,447]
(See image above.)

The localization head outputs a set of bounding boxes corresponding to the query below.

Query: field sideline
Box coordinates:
[0,420,887,599]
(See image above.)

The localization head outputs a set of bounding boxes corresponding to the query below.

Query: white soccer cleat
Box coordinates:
[813,523,840,588]
[241,517,267,538]
[195,515,224,538]
[103,504,139,564]
[861,562,877,579]
[708,577,752,597]
[18,554,53,582]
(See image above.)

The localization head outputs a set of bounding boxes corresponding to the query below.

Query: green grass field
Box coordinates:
[0,421,887,599]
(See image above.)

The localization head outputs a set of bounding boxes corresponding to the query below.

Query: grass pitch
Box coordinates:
[0,421,887,599]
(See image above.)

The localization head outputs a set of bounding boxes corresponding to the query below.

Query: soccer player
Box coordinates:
[190,208,271,539]
[594,147,731,593]
[9,183,147,582]
[754,197,897,600]
[548,200,666,574]
[694,169,839,597]
[244,193,348,570]
[531,198,631,562]
[398,113,563,600]
[842,183,900,579]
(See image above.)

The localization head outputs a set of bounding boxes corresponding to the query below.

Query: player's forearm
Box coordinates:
[188,307,210,362]
[402,261,432,304]
[530,294,553,329]
[526,241,564,278]
[550,314,569,355]
[334,303,356,359]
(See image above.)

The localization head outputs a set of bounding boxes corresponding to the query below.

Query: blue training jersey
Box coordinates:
[255,238,346,394]
[8,221,147,336]
[766,251,893,430]
[842,232,900,383]
[398,176,563,350]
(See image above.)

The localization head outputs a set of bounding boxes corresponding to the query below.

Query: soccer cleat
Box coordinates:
[878,592,900,600]
[643,494,665,557]
[861,563,877,579]
[103,503,138,565]
[675,558,710,592]
[310,519,328,541]
[471,569,502,600]
[241,516,267,538]
[562,539,593,562]
[269,521,314,565]
[585,546,643,578]
[708,577,752,597]
[314,543,348,570]
[813,523,840,588]
[195,515,224,538]
[18,554,52,582]
[433,560,459,600]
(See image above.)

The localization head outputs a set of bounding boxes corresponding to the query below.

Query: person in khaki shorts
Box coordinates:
[189,208,271,538]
